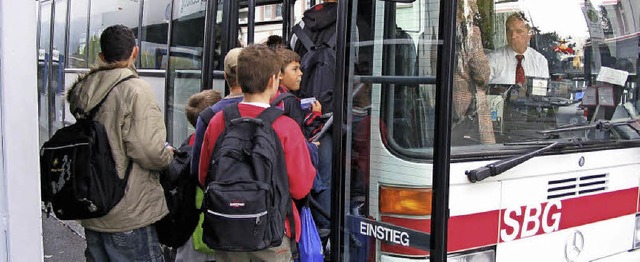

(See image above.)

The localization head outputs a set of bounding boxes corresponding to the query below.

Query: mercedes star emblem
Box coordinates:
[564,230,584,262]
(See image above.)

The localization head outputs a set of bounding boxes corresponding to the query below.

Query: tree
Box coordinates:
[533,30,562,75]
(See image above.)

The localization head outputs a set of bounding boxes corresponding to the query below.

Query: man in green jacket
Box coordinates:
[66,24,173,261]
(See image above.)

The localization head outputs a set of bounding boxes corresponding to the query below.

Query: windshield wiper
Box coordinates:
[466,138,586,183]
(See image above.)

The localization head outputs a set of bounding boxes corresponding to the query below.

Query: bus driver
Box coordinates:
[487,13,549,86]
[486,13,550,142]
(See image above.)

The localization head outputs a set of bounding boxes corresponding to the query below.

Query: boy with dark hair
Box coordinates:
[273,49,329,244]
[99,25,136,64]
[289,1,340,239]
[66,24,173,261]
[273,48,323,137]
[198,44,315,261]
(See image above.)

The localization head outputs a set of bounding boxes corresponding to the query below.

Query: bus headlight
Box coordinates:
[448,249,495,262]
[634,215,640,249]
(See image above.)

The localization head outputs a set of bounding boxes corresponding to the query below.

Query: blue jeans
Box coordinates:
[312,134,332,230]
[85,225,164,262]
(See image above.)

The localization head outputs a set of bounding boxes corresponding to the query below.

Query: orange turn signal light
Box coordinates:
[379,186,432,216]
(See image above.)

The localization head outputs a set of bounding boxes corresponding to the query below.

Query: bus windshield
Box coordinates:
[381,0,640,158]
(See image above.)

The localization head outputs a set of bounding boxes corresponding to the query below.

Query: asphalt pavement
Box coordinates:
[42,211,86,262]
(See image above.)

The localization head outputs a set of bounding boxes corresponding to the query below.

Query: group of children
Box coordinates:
[178,43,326,261]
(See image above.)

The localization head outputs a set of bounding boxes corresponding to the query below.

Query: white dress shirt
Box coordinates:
[487,46,549,85]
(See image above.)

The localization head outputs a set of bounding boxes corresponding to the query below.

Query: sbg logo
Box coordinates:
[500,199,562,242]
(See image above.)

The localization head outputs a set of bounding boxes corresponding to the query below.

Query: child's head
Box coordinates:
[237,44,282,94]
[276,48,302,91]
[185,90,222,128]
[224,47,243,88]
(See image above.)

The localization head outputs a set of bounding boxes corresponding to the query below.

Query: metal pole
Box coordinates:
[221,0,238,95]
[430,0,457,260]
[281,0,292,42]
[63,0,70,68]
[202,0,219,91]
[330,0,351,261]
[247,0,255,44]
[85,0,90,66]
[136,0,144,68]
[47,1,55,137]
[163,0,174,139]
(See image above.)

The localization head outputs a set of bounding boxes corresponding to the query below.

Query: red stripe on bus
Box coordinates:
[380,210,500,254]
[559,187,637,229]
[448,210,501,251]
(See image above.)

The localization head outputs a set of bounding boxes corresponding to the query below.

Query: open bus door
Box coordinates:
[331,0,640,261]
[330,0,456,261]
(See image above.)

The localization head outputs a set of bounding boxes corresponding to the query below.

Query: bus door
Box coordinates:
[331,0,454,261]
[51,0,67,135]
[38,1,52,145]
[38,0,67,144]
[165,0,210,144]
[37,0,67,145]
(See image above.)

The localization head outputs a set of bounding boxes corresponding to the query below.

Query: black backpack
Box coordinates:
[202,105,294,251]
[271,92,296,108]
[40,76,134,220]
[155,135,200,248]
[293,24,337,114]
[199,106,217,127]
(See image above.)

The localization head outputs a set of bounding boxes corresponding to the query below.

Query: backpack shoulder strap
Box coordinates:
[257,106,292,245]
[199,107,216,126]
[293,25,315,51]
[270,93,296,107]
[82,75,136,119]
[257,106,285,126]
[222,103,242,127]
[113,76,136,183]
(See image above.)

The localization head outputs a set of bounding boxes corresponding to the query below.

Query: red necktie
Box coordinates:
[515,54,525,86]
